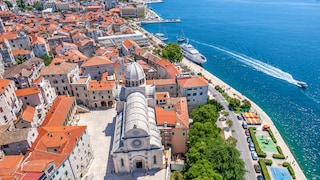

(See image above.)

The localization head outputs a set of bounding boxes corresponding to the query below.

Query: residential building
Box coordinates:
[15,87,46,121]
[4,57,45,89]
[155,92,189,154]
[40,62,79,96]
[76,39,96,57]
[15,106,39,128]
[0,39,16,66]
[120,5,137,18]
[41,96,77,127]
[156,59,181,79]
[55,2,70,10]
[104,0,117,10]
[0,128,38,155]
[176,73,208,111]
[12,49,35,63]
[0,18,5,33]
[112,62,164,173]
[0,155,24,179]
[31,76,57,106]
[55,42,78,55]
[121,39,140,56]
[0,78,22,130]
[31,35,50,57]
[22,126,92,180]
[146,79,177,97]
[138,60,157,80]
[81,56,114,80]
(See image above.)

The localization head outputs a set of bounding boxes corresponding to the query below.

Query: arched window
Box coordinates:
[153,156,157,164]
[121,158,124,167]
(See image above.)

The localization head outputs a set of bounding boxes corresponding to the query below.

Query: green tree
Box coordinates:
[188,122,221,147]
[228,98,240,110]
[207,99,224,111]
[206,144,246,180]
[191,104,219,123]
[40,55,52,66]
[240,99,251,109]
[184,159,223,180]
[26,6,33,11]
[33,2,43,11]
[226,119,233,128]
[4,1,13,8]
[161,42,183,63]
[171,171,183,180]
[225,136,237,147]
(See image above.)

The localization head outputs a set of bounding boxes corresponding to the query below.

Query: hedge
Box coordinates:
[267,128,277,143]
[249,127,266,158]
[272,146,285,159]
[258,159,272,180]
[283,162,296,179]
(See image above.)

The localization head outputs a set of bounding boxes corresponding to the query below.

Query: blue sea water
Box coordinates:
[142,0,320,179]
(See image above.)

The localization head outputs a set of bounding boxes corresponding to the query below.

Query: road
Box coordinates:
[209,84,257,180]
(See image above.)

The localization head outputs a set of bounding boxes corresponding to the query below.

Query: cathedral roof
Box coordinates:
[124,62,145,82]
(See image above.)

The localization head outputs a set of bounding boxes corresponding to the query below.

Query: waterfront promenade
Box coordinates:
[181,58,307,180]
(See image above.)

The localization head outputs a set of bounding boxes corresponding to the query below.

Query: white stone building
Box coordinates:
[0,78,23,130]
[112,62,164,173]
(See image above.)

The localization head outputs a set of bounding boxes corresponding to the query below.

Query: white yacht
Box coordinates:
[296,81,307,88]
[180,41,207,65]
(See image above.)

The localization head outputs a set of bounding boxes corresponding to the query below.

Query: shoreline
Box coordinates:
[134,12,306,178]
[180,58,307,180]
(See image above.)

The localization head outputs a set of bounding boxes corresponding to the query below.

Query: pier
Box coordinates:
[139,19,181,24]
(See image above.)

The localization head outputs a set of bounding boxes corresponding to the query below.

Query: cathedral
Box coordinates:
[112,62,164,173]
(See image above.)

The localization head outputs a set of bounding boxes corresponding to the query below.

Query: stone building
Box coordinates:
[112,62,164,173]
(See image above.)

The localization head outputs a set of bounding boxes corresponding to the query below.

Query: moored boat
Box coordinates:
[180,41,207,65]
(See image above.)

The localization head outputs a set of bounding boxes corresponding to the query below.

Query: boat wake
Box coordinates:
[190,39,302,86]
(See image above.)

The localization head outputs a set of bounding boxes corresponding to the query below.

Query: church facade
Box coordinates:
[112,62,164,173]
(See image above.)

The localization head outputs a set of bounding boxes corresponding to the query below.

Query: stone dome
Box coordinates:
[125,62,146,82]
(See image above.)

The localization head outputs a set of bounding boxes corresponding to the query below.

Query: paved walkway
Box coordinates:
[181,58,307,180]
[78,109,166,180]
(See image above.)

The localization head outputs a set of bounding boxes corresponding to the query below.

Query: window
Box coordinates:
[172,132,175,136]
[200,92,203,95]
[93,96,95,99]
[75,87,78,91]
[153,156,157,164]
[121,159,124,167]
[182,132,186,136]
[76,93,79,97]
[61,79,64,83]
[0,107,2,112]
[200,87,203,89]
[170,86,173,89]
[187,94,191,97]
[101,96,104,99]
[24,97,28,100]
[187,88,192,90]
[193,93,196,96]
[63,163,65,167]
[65,171,68,176]
[56,87,59,90]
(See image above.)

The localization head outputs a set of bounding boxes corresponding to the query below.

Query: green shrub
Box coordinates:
[249,127,267,158]
[267,128,277,143]
[272,146,285,159]
[258,159,271,180]
[264,159,273,166]
[283,162,296,179]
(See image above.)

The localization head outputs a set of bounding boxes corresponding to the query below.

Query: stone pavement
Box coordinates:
[77,109,166,180]
[181,58,307,180]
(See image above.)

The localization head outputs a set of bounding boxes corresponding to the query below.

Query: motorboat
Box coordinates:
[296,81,307,88]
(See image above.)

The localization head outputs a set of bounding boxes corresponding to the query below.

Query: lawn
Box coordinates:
[256,135,278,153]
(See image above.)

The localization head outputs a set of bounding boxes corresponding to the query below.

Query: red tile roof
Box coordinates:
[24,126,86,169]
[146,79,176,86]
[0,78,10,94]
[88,80,115,91]
[157,59,181,78]
[155,107,176,125]
[11,49,30,55]
[21,106,36,123]
[41,96,75,127]
[81,56,112,67]
[177,76,207,88]
[15,88,40,97]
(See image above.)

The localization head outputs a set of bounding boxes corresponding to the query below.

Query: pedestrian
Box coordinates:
[286,155,288,159]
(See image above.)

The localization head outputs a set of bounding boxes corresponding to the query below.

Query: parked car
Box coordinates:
[237,115,242,120]
[257,175,264,180]
[249,145,255,151]
[251,151,258,160]
[219,117,226,121]
[242,121,248,129]
[245,129,250,136]
[254,164,261,173]
[247,137,252,143]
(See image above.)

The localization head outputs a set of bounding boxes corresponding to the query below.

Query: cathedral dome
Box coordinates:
[124,62,145,83]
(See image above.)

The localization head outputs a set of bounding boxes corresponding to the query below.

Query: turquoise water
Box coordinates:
[143,0,320,179]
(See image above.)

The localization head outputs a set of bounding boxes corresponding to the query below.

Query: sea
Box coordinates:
[142,0,320,179]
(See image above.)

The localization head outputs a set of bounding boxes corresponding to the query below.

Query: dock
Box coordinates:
[139,19,181,24]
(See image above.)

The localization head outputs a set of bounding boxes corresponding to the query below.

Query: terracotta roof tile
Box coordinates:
[81,56,112,67]
[40,62,77,75]
[88,80,114,91]
[11,49,30,55]
[146,79,176,86]
[155,107,176,125]
[25,126,86,168]
[0,78,11,94]
[21,106,36,123]
[41,96,75,127]
[15,88,40,97]
[177,76,208,88]
[157,59,181,78]
[0,155,23,177]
